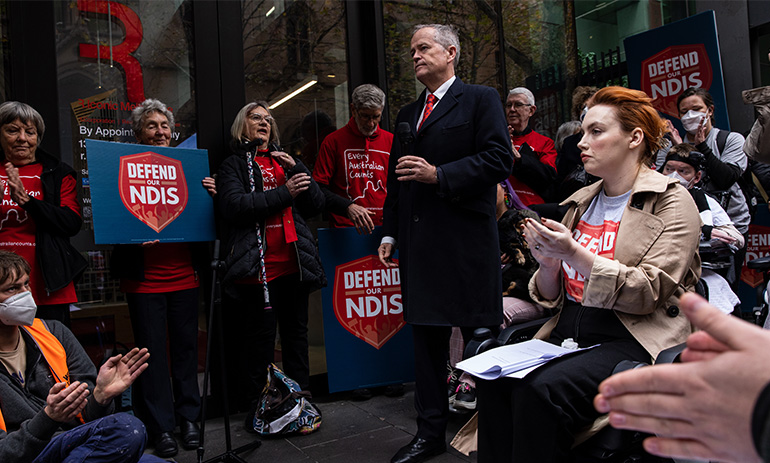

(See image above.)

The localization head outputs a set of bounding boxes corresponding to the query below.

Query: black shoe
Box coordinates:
[452,383,477,411]
[154,431,178,458]
[391,437,446,463]
[384,383,405,397]
[180,419,200,450]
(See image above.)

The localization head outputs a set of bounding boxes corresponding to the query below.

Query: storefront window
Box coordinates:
[241,0,349,377]
[384,0,506,129]
[501,0,571,138]
[53,0,197,305]
[242,0,348,171]
[383,0,570,138]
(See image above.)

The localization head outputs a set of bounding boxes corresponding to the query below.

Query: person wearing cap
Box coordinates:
[660,143,743,314]
[660,143,744,249]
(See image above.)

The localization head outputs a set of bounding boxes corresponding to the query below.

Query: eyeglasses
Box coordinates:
[509,102,532,110]
[248,113,274,124]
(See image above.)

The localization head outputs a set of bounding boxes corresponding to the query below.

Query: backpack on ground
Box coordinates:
[252,364,322,435]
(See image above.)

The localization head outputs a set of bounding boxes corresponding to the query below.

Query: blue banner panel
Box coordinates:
[624,10,730,132]
[87,139,215,244]
[318,227,414,393]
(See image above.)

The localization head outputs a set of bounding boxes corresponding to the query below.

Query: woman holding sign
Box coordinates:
[110,99,208,457]
[0,101,87,325]
[475,87,702,461]
[216,101,326,425]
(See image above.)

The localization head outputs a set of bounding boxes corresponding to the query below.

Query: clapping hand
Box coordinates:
[44,381,90,422]
[93,347,150,406]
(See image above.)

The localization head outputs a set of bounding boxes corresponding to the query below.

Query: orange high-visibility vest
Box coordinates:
[0,319,83,431]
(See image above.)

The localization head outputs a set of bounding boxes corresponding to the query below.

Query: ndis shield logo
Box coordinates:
[641,44,712,119]
[333,255,404,349]
[118,152,188,233]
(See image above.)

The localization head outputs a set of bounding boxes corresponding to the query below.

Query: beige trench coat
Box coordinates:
[530,167,701,360]
[452,168,702,455]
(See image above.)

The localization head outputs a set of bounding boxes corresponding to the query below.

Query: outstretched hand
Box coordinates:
[594,293,770,463]
[93,347,150,406]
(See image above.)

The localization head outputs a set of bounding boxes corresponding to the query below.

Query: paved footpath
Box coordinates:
[151,383,476,463]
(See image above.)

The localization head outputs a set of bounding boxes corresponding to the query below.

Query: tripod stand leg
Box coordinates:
[197,240,261,463]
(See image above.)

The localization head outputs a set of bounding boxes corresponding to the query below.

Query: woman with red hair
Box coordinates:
[476,87,702,461]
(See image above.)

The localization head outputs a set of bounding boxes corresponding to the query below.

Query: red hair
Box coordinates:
[587,86,666,165]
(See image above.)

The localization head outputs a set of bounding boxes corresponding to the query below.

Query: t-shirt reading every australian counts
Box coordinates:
[563,188,631,303]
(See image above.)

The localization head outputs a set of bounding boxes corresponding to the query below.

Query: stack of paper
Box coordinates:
[456,339,595,380]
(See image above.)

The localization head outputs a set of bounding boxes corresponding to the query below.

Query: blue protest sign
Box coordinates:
[318,227,414,393]
[625,11,730,131]
[86,139,215,244]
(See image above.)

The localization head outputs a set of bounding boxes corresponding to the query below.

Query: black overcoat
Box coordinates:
[382,78,513,327]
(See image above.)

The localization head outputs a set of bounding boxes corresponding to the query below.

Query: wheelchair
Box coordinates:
[464,321,688,463]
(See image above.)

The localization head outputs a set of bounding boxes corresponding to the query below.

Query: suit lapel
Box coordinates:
[418,79,462,133]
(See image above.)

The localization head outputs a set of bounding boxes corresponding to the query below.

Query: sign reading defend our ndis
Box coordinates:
[318,227,414,393]
[624,10,730,132]
[86,139,215,244]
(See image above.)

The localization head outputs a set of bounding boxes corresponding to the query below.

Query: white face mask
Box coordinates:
[680,110,708,134]
[667,171,694,189]
[0,291,37,326]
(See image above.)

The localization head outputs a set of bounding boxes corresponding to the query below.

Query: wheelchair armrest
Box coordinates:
[497,317,552,346]
[655,342,687,364]
[462,328,500,360]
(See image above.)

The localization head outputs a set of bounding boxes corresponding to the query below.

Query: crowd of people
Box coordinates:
[1,21,770,463]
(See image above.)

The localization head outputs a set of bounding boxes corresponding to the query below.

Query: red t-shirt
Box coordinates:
[0,163,79,305]
[238,152,299,284]
[563,190,629,302]
[508,129,557,206]
[312,118,392,227]
[119,243,199,293]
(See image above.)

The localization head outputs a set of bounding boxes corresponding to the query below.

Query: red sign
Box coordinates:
[333,255,404,349]
[118,152,188,233]
[78,0,145,103]
[640,44,712,118]
[742,224,770,288]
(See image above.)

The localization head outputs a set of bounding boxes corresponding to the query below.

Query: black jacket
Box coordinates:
[11,150,88,294]
[216,143,326,296]
[382,79,513,326]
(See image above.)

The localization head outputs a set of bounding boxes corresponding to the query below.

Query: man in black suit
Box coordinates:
[378,24,513,463]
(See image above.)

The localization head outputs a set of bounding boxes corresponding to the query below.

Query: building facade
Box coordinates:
[0,0,768,382]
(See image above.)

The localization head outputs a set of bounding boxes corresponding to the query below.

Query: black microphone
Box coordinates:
[397,122,414,158]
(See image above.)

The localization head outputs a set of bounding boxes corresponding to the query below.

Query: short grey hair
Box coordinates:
[230,100,280,145]
[351,84,386,111]
[413,24,460,66]
[131,99,174,135]
[555,120,582,153]
[508,87,536,107]
[0,101,45,143]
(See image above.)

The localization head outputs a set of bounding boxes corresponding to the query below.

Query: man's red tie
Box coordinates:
[418,94,437,131]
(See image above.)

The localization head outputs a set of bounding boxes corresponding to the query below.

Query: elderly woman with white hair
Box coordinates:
[0,101,87,326]
[216,100,326,424]
[110,98,212,458]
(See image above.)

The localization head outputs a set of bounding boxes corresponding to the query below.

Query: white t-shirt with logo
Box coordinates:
[564,189,631,302]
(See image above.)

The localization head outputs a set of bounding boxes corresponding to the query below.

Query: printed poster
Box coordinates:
[86,139,215,244]
[739,206,770,315]
[624,10,730,131]
[318,227,414,393]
